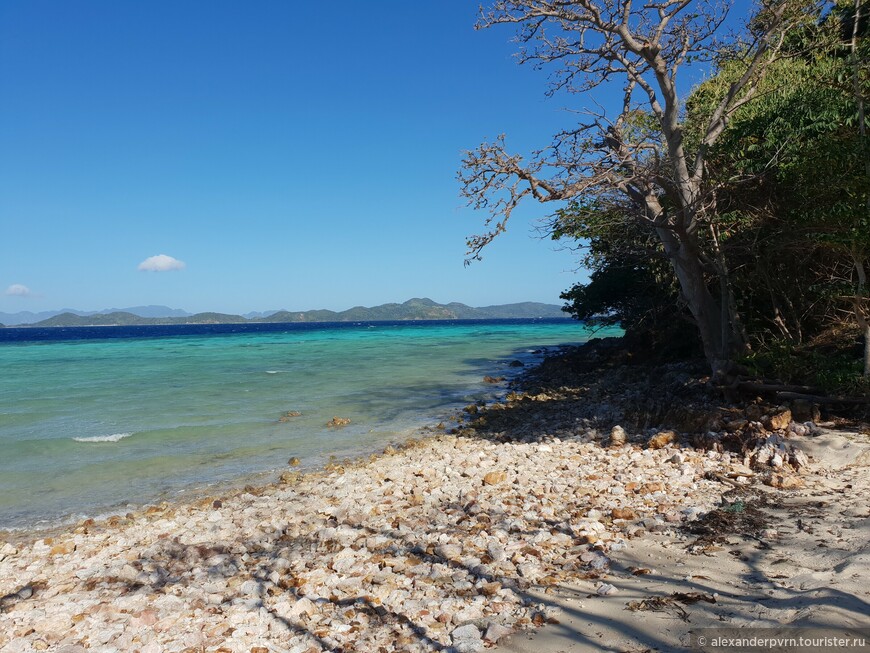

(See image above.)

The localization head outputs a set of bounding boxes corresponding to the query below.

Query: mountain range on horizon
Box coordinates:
[0,305,195,326]
[0,298,569,327]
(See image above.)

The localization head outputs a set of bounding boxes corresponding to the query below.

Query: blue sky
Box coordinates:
[0,1,743,315]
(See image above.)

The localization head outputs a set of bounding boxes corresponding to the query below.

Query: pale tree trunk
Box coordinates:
[645,193,728,372]
[709,223,750,355]
[656,226,726,372]
[855,257,870,377]
[864,325,870,378]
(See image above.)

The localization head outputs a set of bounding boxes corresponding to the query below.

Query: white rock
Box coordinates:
[288,597,317,618]
[240,579,260,596]
[609,426,627,446]
[517,562,541,580]
[609,540,627,552]
[452,624,485,653]
[484,622,514,643]
[435,543,462,560]
[487,541,506,562]
[682,507,704,521]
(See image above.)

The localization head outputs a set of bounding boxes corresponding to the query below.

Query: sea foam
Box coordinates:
[72,432,134,443]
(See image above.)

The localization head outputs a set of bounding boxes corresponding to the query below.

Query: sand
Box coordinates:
[497,428,870,653]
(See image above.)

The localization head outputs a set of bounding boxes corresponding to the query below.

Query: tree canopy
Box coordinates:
[462,0,870,389]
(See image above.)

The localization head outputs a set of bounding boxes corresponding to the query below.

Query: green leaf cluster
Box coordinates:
[559,0,870,386]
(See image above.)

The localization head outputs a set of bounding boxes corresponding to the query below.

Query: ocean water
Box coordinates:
[0,319,606,529]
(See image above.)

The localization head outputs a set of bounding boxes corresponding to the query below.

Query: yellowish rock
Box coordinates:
[648,430,677,449]
[611,507,637,520]
[49,542,73,556]
[764,473,804,489]
[766,408,792,431]
[483,471,507,486]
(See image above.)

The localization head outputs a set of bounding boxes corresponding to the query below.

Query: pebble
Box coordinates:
[0,433,734,653]
[682,507,705,521]
[452,624,484,653]
[484,622,514,643]
[609,425,627,446]
[596,583,618,596]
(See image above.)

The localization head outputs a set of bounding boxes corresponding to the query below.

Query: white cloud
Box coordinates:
[138,254,186,272]
[5,284,31,297]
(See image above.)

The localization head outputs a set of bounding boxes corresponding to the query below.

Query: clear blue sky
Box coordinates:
[0,1,744,315]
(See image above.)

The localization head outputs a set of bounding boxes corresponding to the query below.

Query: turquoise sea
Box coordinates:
[0,319,603,529]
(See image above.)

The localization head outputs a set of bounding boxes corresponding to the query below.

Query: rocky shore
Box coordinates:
[2,340,869,652]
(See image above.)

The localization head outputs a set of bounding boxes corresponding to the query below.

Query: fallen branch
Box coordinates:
[719,379,869,405]
[775,391,870,405]
[734,381,824,396]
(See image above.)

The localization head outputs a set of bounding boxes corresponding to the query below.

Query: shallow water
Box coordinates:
[0,319,610,528]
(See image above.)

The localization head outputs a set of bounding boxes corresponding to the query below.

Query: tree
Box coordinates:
[459,0,810,374]
[684,0,869,378]
[554,202,702,359]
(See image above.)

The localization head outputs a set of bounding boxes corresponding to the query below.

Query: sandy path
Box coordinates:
[497,428,870,653]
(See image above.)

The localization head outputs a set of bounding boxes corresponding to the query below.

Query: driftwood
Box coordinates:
[734,381,824,396]
[775,391,870,405]
[721,379,870,406]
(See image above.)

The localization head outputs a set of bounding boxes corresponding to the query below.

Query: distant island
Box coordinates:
[5,298,568,328]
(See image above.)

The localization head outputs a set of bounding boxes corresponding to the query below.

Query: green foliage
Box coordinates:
[556,201,703,359]
[740,336,870,395]
[682,4,870,354]
[558,0,870,381]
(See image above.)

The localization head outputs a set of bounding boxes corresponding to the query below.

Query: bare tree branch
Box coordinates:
[461,0,813,369]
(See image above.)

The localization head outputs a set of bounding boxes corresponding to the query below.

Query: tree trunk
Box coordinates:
[855,258,870,378]
[709,223,749,355]
[864,324,870,378]
[656,226,726,373]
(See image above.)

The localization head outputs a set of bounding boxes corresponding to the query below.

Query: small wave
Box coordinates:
[72,432,134,443]
[265,370,280,374]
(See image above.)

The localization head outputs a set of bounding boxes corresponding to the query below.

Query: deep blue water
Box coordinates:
[0,318,572,343]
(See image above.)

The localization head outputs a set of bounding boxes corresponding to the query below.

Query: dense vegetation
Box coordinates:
[560,1,869,393]
[463,0,869,395]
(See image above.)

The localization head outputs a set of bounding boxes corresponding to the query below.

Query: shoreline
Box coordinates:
[2,342,869,652]
[0,341,544,537]
[0,331,556,540]
[0,320,575,534]
[0,423,442,547]
[0,429,740,652]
